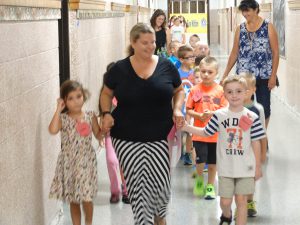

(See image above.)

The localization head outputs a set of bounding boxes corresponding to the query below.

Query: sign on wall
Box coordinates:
[170,13,207,34]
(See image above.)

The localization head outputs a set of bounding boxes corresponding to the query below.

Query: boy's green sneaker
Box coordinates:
[247,200,257,217]
[193,176,205,197]
[204,184,216,200]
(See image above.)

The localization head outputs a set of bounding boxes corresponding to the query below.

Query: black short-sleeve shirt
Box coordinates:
[105,56,181,142]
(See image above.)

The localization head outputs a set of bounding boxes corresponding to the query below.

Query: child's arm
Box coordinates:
[182,122,208,137]
[187,108,210,122]
[260,137,268,163]
[182,32,186,44]
[252,140,262,181]
[48,98,65,134]
[91,113,103,141]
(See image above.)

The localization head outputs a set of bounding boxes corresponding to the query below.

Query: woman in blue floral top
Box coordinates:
[222,0,279,128]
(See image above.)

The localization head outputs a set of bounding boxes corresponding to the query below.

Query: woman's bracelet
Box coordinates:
[101,111,111,117]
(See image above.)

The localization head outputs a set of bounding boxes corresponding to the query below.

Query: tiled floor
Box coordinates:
[61,46,300,225]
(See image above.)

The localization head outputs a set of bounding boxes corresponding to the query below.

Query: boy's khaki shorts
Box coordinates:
[218,177,255,198]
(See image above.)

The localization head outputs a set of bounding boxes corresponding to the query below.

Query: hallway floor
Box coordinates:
[60,46,300,225]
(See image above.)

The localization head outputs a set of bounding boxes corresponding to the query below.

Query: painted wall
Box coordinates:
[0,7,61,225]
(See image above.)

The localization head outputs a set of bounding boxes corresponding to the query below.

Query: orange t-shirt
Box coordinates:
[186,82,227,142]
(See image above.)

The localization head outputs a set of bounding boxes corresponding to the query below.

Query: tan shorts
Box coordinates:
[218,177,255,198]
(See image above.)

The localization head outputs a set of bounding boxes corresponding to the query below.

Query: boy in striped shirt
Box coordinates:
[182,75,266,225]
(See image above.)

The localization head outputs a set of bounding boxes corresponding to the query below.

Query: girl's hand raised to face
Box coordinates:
[56,98,65,113]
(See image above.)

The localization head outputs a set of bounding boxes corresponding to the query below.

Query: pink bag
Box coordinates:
[167,125,182,168]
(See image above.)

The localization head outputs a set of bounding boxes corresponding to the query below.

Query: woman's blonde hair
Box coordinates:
[127,23,155,56]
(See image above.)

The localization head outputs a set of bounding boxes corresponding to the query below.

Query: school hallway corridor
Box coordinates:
[59,46,300,225]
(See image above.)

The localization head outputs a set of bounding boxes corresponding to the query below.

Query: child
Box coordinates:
[170,17,186,44]
[241,72,267,217]
[168,40,182,69]
[49,80,102,225]
[193,67,202,85]
[186,56,227,199]
[178,45,196,165]
[189,34,200,49]
[101,62,130,204]
[182,75,266,225]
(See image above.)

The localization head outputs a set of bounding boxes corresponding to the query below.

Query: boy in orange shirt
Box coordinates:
[186,56,227,199]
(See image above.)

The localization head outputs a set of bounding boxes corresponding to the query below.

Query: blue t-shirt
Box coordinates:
[168,55,181,69]
[178,68,194,115]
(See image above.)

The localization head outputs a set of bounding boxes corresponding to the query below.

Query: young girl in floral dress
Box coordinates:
[49,80,102,225]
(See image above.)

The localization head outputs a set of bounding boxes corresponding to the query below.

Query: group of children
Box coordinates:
[47,33,268,225]
[167,34,268,225]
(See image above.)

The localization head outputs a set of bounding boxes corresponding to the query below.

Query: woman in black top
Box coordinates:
[150,9,170,56]
[100,23,185,225]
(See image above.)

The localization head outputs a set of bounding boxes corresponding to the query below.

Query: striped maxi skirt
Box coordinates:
[112,138,171,225]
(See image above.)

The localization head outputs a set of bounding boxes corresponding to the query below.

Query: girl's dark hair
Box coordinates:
[99,62,115,113]
[238,0,260,13]
[150,9,167,29]
[127,23,155,56]
[60,80,90,112]
[178,15,189,28]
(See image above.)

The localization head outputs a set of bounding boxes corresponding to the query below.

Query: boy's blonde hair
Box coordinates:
[239,72,256,88]
[222,75,248,90]
[177,45,194,59]
[199,56,219,70]
[193,67,200,74]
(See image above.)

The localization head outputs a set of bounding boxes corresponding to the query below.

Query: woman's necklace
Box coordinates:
[247,31,256,50]
[246,17,261,50]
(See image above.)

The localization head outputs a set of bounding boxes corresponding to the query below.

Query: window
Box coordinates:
[173,1,180,13]
[198,1,205,13]
[182,1,189,13]
[190,1,197,13]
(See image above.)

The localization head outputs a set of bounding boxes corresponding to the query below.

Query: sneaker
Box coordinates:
[247,200,257,217]
[204,184,216,200]
[193,176,205,197]
[203,163,208,172]
[110,194,120,204]
[183,152,193,166]
[191,165,197,178]
[219,214,232,225]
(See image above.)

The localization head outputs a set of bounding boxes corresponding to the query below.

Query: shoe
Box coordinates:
[203,163,208,172]
[204,184,216,200]
[110,194,120,204]
[121,184,130,204]
[183,152,193,166]
[122,193,130,204]
[191,165,197,178]
[193,176,205,197]
[247,200,257,217]
[219,214,232,225]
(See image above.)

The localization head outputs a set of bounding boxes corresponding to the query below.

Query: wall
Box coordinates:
[0,1,62,225]
[274,0,300,115]
[69,11,127,111]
